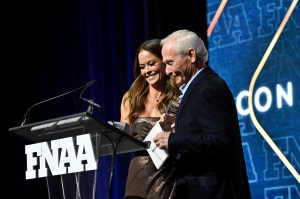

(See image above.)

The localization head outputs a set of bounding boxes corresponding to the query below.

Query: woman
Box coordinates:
[120,39,180,199]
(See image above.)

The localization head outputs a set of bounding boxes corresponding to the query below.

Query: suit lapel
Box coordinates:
[175,66,215,128]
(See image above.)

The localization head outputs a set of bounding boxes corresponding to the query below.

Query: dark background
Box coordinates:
[6,0,207,198]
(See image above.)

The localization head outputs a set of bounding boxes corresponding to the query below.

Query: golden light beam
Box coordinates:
[207,0,228,37]
[248,0,300,183]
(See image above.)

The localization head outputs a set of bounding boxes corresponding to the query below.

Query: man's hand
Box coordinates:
[153,130,172,150]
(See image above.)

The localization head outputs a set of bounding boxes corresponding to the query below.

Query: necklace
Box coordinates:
[146,93,164,116]
[148,93,162,103]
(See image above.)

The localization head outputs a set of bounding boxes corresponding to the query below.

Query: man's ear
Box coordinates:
[188,48,196,63]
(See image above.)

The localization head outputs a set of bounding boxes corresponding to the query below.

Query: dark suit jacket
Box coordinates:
[168,66,251,199]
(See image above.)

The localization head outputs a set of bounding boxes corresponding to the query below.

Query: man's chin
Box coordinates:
[175,78,183,86]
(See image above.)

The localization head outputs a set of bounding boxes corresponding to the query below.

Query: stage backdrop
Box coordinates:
[7,0,299,199]
[207,0,299,198]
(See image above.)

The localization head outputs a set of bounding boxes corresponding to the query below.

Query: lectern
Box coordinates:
[9,111,147,199]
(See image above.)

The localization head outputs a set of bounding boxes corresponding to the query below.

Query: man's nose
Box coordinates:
[165,65,172,75]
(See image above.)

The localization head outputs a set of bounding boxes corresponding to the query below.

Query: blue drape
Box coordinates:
[7,0,207,198]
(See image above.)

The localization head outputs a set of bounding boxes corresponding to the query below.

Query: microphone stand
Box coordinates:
[21,80,97,126]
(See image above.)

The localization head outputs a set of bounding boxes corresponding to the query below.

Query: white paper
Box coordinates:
[143,122,169,169]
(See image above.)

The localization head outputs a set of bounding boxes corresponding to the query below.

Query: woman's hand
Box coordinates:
[159,113,175,131]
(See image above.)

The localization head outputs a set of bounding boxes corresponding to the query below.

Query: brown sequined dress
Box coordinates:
[124,117,176,199]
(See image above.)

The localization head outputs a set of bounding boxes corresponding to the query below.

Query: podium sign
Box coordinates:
[25,133,97,179]
[9,112,148,199]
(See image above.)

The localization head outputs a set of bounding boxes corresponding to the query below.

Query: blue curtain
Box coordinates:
[7,0,207,198]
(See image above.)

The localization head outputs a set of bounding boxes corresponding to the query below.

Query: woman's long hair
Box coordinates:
[123,39,180,124]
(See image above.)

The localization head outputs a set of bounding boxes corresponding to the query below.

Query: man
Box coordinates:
[154,29,252,199]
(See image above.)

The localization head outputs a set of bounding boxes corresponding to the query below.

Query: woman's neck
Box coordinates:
[148,89,164,103]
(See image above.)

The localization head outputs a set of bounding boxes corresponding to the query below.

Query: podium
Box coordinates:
[9,111,148,199]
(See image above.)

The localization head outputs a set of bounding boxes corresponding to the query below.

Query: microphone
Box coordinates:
[21,80,97,126]
[80,98,105,113]
[79,80,106,114]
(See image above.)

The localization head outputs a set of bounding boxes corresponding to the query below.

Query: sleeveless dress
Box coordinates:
[124,117,176,199]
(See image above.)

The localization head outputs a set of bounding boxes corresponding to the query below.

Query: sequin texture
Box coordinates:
[125,117,176,199]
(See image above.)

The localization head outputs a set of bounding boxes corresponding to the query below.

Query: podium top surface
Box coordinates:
[9,112,148,156]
